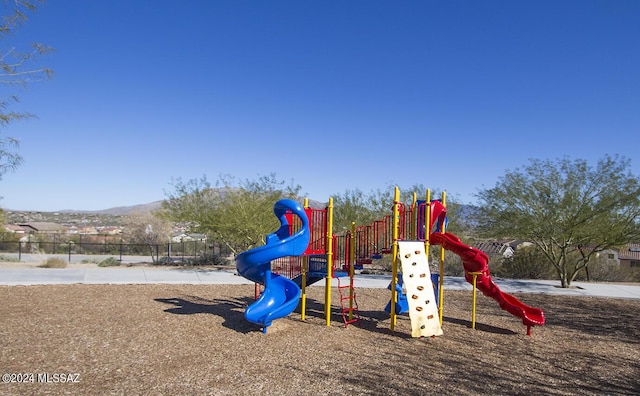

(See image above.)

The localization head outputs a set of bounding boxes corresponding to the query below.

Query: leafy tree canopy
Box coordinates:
[331,183,463,235]
[162,174,464,256]
[476,155,640,287]
[0,0,53,182]
[160,173,301,254]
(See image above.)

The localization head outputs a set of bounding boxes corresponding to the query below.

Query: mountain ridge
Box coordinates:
[7,197,328,216]
[58,201,165,216]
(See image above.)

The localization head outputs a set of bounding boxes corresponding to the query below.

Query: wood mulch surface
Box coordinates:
[0,284,638,395]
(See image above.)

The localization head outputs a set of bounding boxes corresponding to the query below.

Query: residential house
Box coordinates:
[475,240,516,259]
[18,222,68,234]
[171,232,207,243]
[4,224,27,234]
[474,239,639,269]
[97,226,122,235]
[618,243,640,268]
[171,232,189,242]
[77,226,99,235]
[594,248,619,263]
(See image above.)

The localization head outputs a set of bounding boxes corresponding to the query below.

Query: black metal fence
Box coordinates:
[0,237,233,263]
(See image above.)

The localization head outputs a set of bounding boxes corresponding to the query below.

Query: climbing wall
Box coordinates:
[397,241,443,338]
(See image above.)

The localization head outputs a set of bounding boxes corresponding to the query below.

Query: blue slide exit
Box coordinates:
[235,199,310,333]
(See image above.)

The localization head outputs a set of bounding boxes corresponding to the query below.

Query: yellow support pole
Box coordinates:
[424,189,432,299]
[424,188,431,254]
[348,221,356,322]
[438,191,447,325]
[325,197,334,327]
[301,198,309,321]
[410,192,417,240]
[469,271,482,329]
[390,187,401,332]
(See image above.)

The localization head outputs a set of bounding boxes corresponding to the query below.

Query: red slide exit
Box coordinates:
[430,232,545,334]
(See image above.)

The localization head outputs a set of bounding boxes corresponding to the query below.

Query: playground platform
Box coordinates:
[0,267,638,300]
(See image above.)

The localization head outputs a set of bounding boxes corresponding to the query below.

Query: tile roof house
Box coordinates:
[18,222,68,233]
[617,243,640,268]
[97,226,122,235]
[474,241,516,259]
[171,232,207,242]
[4,224,27,234]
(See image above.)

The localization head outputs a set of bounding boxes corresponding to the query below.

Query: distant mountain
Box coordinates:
[59,196,327,216]
[92,201,165,215]
[49,201,164,216]
[303,198,327,209]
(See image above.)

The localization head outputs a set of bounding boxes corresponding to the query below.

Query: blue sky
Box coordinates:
[1,0,639,211]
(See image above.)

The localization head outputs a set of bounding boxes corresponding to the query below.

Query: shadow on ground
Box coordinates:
[155,295,256,333]
[442,315,518,335]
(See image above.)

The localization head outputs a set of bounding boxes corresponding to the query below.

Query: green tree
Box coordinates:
[332,183,462,235]
[476,155,640,287]
[332,188,389,232]
[1,0,53,184]
[160,173,301,255]
[399,183,464,236]
[0,208,8,239]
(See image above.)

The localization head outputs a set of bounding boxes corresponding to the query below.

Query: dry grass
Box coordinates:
[0,284,638,395]
[37,258,67,268]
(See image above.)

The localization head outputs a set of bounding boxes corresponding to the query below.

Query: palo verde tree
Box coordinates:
[333,184,461,258]
[331,183,465,274]
[399,183,464,236]
[160,173,301,255]
[332,183,463,235]
[476,155,640,288]
[0,0,53,182]
[331,188,389,232]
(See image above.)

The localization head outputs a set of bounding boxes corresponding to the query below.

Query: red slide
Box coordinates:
[430,232,545,334]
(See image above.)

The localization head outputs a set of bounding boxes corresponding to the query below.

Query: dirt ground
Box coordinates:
[0,283,638,396]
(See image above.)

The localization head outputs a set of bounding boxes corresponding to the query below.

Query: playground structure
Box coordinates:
[235,188,545,336]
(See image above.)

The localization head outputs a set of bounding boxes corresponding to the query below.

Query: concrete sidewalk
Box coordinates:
[0,268,253,286]
[1,267,639,300]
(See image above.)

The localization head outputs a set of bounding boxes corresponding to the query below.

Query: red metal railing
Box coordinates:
[271,199,434,279]
[304,207,327,255]
[271,255,303,279]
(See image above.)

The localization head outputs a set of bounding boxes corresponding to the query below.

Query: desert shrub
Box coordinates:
[153,253,230,267]
[98,257,121,267]
[0,254,20,262]
[39,257,67,268]
[630,267,640,283]
[368,255,392,273]
[185,253,230,266]
[433,250,464,277]
[494,246,554,279]
[155,256,180,266]
[576,258,640,283]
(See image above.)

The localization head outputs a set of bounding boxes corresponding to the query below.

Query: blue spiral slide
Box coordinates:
[235,199,310,333]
